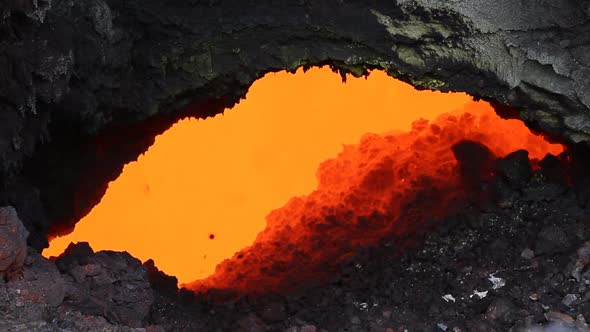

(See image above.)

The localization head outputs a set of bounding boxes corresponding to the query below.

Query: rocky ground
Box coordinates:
[1,147,590,331]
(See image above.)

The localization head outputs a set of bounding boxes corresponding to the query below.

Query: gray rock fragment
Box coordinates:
[237,314,268,332]
[0,207,29,280]
[486,298,515,323]
[562,294,578,308]
[545,311,575,327]
[536,226,570,255]
[286,325,318,332]
[259,301,287,323]
[521,248,535,260]
[55,242,154,328]
[572,242,590,281]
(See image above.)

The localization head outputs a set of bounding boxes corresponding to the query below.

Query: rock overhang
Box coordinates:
[0,0,588,248]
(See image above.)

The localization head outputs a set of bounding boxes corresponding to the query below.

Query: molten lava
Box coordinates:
[44,67,562,293]
[186,102,562,294]
[43,67,475,283]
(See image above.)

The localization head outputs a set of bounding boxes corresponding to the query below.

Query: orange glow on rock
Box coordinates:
[43,67,562,288]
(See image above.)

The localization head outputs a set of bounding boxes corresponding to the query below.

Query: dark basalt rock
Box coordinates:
[5,249,65,319]
[143,258,178,296]
[496,150,533,190]
[0,0,589,248]
[535,225,571,255]
[54,242,154,328]
[0,206,28,279]
[0,241,156,330]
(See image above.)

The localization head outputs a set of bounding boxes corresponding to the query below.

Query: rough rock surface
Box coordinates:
[54,242,154,328]
[4,249,65,321]
[0,206,28,279]
[0,0,589,248]
[0,241,156,331]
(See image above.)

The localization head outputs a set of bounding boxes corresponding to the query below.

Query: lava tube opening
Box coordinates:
[43,66,563,293]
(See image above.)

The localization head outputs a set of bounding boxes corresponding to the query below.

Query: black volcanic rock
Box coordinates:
[496,150,533,190]
[536,225,571,255]
[55,242,154,327]
[0,0,589,247]
[0,240,163,330]
[144,258,178,295]
[5,250,65,320]
[0,206,28,279]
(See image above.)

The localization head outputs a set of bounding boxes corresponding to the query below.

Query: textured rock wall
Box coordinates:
[0,0,589,247]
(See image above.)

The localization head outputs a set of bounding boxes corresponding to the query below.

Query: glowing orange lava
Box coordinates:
[43,67,562,287]
[186,101,563,294]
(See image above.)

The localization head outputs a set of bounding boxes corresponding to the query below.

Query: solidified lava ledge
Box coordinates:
[1,0,590,331]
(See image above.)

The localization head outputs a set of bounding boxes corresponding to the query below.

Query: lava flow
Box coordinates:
[187,101,563,295]
[43,67,563,295]
[43,67,475,283]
